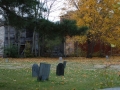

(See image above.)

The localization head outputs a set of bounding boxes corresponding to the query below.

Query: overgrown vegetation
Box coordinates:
[65,0,120,58]
[0,0,89,58]
[4,44,18,58]
[24,42,33,57]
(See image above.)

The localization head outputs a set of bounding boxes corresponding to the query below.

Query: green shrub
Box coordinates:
[4,44,18,58]
[24,42,33,57]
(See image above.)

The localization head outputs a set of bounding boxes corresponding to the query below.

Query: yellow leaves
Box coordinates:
[68,0,120,47]
[64,0,120,48]
[104,18,110,23]
[102,26,120,46]
[66,36,74,43]
[73,36,87,44]
[83,15,93,23]
[77,19,85,26]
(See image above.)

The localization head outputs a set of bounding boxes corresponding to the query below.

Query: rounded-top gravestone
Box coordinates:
[32,64,39,77]
[56,63,64,76]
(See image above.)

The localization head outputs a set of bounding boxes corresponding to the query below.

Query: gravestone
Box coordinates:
[56,63,64,76]
[32,64,39,77]
[63,61,67,68]
[106,55,109,61]
[99,87,120,90]
[37,63,51,81]
[59,57,63,63]
[5,59,9,63]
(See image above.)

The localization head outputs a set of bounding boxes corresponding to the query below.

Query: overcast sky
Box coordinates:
[48,0,65,22]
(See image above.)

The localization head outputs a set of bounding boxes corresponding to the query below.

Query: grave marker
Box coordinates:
[106,55,109,61]
[5,59,9,63]
[59,57,63,63]
[32,64,39,77]
[99,87,120,90]
[56,63,64,76]
[37,63,51,81]
[63,61,67,68]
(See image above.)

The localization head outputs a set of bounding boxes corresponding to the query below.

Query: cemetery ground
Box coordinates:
[0,57,120,90]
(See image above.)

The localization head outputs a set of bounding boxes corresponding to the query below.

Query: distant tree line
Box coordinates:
[0,0,88,57]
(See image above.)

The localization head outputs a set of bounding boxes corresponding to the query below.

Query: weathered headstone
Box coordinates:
[56,63,64,76]
[37,63,51,81]
[59,57,63,63]
[99,87,120,90]
[106,55,109,61]
[32,64,39,77]
[5,59,9,63]
[63,61,67,68]
[59,57,62,60]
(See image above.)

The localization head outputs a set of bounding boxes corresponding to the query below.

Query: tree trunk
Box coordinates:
[86,41,92,58]
[99,40,104,57]
[86,33,95,58]
[64,37,66,57]
[34,32,37,56]
[7,25,10,56]
[40,35,45,56]
[38,34,41,57]
[38,41,41,57]
[32,30,35,56]
[17,31,21,57]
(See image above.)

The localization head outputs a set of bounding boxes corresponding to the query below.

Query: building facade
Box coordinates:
[0,22,63,57]
[0,19,36,57]
[0,25,5,56]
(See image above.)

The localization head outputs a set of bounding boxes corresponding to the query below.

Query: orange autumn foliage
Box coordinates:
[65,0,120,47]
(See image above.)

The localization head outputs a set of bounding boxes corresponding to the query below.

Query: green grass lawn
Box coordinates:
[0,57,120,90]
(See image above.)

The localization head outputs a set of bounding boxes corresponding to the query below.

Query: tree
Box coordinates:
[55,19,88,56]
[57,19,88,38]
[0,0,39,57]
[0,0,60,57]
[36,19,56,56]
[65,0,120,57]
[34,18,88,57]
[0,0,39,28]
[28,0,66,56]
[0,0,88,57]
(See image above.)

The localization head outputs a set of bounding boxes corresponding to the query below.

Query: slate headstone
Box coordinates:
[99,87,120,90]
[56,63,64,76]
[32,64,39,77]
[37,63,51,81]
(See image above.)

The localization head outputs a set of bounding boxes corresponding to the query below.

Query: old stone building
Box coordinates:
[0,20,36,57]
[0,22,5,56]
[0,20,63,57]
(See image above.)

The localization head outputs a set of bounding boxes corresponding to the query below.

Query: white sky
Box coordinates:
[48,10,61,22]
[47,0,65,22]
[47,0,76,22]
[0,0,66,22]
